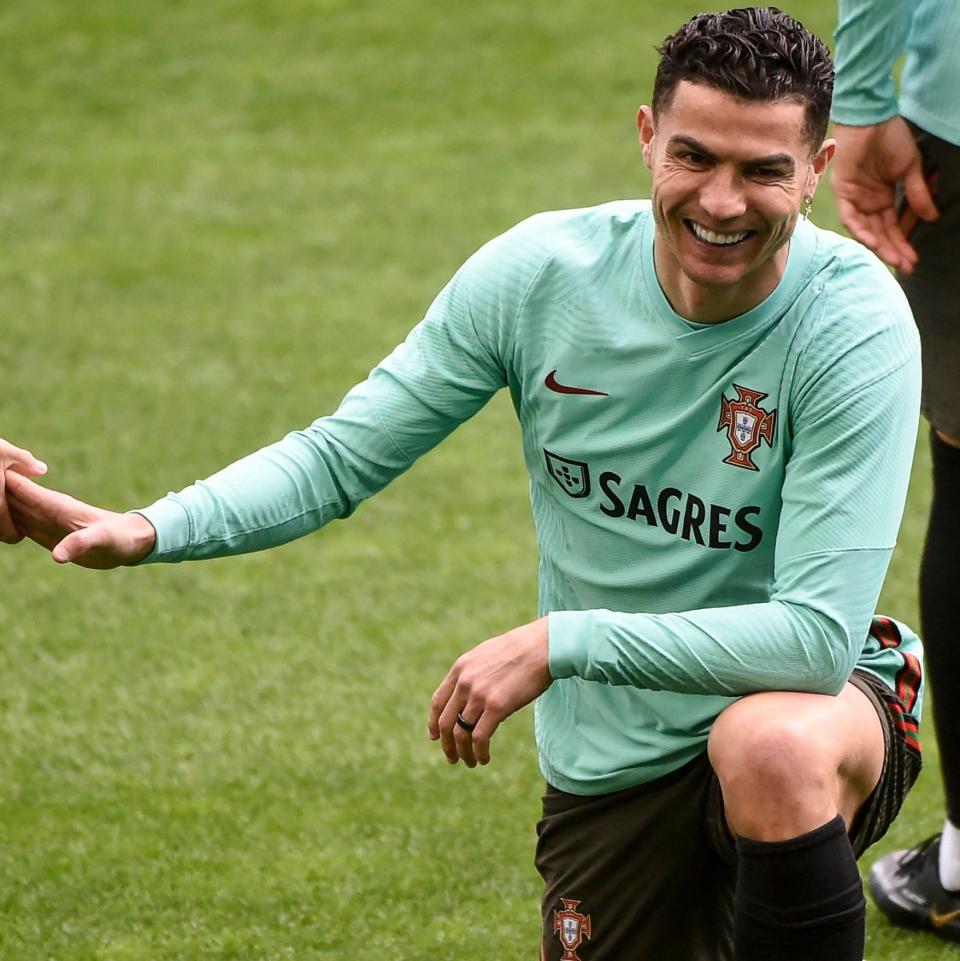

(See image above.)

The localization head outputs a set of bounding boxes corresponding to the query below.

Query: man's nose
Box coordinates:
[699,169,747,221]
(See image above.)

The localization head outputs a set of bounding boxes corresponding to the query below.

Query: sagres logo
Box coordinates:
[554,899,592,961]
[717,384,777,471]
[545,449,591,498]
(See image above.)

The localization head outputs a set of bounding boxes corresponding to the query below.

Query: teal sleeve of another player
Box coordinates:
[550,344,921,697]
[832,0,913,125]
[136,224,543,562]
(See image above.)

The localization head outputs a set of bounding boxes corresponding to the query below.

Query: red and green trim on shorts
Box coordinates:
[898,170,941,242]
[869,616,922,751]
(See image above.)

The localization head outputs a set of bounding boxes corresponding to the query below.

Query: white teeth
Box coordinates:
[690,221,749,245]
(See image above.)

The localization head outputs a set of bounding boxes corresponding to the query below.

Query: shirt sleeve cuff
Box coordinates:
[830,100,901,127]
[132,496,192,563]
[547,610,593,679]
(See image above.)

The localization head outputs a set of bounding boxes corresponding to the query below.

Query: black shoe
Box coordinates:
[869,835,960,940]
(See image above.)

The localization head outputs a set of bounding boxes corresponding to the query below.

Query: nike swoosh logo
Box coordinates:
[545,369,609,396]
[930,906,960,927]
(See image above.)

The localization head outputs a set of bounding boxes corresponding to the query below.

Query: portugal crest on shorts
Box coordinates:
[717,384,777,471]
[554,898,592,961]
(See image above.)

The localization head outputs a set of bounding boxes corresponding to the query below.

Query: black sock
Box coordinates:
[733,815,864,961]
[920,429,960,824]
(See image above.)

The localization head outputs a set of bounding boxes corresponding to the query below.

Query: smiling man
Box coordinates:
[640,82,833,321]
[2,8,924,961]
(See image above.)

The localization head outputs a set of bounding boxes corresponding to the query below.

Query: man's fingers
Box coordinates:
[50,524,123,567]
[838,200,914,273]
[51,529,97,565]
[878,206,918,274]
[471,714,500,766]
[0,506,25,544]
[5,478,65,548]
[50,517,152,569]
[428,672,457,740]
[3,474,154,568]
[430,665,466,763]
[452,707,480,768]
[433,673,486,766]
[0,440,47,477]
[429,660,485,766]
[902,161,939,223]
[438,687,503,767]
[437,695,464,764]
[835,199,879,251]
[5,471,84,543]
[0,451,45,543]
[0,471,22,543]
[430,619,550,768]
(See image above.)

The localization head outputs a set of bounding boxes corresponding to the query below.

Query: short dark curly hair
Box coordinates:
[653,7,834,148]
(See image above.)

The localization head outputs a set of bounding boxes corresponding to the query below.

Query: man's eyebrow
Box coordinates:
[667,135,795,169]
[747,153,795,169]
[667,135,716,158]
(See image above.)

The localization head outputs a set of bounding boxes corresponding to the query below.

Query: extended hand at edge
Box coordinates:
[428,617,552,767]
[5,471,156,569]
[831,118,939,274]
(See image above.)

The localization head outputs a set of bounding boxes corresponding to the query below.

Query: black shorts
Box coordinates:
[535,670,922,961]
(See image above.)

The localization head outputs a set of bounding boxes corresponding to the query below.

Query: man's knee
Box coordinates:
[708,693,842,840]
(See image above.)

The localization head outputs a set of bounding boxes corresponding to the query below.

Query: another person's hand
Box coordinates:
[831,117,939,274]
[428,617,552,767]
[0,439,48,543]
[5,471,156,569]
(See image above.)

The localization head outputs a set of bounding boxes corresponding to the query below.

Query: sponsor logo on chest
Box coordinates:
[540,380,777,551]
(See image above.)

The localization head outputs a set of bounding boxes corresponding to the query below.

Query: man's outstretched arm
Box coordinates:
[3,218,554,569]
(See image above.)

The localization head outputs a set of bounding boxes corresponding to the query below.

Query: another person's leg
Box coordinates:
[708,670,919,961]
[870,125,960,938]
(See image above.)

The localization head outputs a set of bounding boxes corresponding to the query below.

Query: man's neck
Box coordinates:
[653,243,789,325]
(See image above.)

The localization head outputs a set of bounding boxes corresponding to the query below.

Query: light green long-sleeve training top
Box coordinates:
[139,203,924,795]
[833,0,960,144]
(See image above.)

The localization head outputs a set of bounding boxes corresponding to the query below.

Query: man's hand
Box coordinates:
[5,471,156,569]
[428,617,552,767]
[831,118,939,274]
[0,439,48,543]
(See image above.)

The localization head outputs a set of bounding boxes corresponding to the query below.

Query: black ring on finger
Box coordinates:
[456,711,477,733]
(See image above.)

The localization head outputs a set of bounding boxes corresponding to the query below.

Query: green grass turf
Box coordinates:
[0,0,948,957]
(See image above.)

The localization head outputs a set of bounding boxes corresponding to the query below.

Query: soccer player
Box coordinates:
[2,9,925,960]
[831,0,960,939]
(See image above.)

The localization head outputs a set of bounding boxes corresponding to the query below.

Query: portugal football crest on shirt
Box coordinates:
[717,384,777,471]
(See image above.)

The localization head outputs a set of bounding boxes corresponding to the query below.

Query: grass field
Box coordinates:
[0,1,950,958]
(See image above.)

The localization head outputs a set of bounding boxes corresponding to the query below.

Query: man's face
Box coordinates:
[638,81,833,321]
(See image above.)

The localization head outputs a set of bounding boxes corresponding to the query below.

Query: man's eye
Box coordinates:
[752,167,783,179]
[682,152,709,165]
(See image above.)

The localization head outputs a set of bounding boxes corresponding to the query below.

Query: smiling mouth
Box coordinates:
[685,219,754,247]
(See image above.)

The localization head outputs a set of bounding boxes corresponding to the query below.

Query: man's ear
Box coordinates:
[637,106,656,170]
[806,137,836,194]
